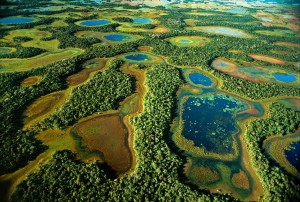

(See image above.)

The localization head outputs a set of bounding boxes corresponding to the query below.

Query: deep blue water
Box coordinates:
[285,140,300,172]
[104,34,130,42]
[273,73,297,82]
[80,19,110,26]
[0,17,34,24]
[133,18,152,23]
[180,39,191,43]
[188,73,213,86]
[182,94,247,154]
[125,53,149,61]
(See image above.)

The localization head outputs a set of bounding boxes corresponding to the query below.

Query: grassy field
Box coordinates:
[67,58,107,86]
[1,28,59,51]
[20,76,42,87]
[0,48,83,72]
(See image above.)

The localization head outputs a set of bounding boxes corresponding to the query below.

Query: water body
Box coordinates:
[181,93,248,154]
[0,17,34,24]
[133,18,152,24]
[125,53,149,61]
[262,17,273,22]
[104,34,130,42]
[188,73,213,87]
[201,27,248,37]
[80,19,110,26]
[285,141,300,172]
[0,47,15,54]
[273,73,297,82]
[227,7,246,14]
[180,39,191,43]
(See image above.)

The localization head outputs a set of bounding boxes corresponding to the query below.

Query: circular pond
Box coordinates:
[0,17,34,24]
[133,18,152,24]
[169,36,210,47]
[189,73,213,86]
[122,52,164,65]
[79,19,110,26]
[273,73,297,83]
[104,34,130,42]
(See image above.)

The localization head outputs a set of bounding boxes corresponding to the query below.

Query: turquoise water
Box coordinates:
[180,39,191,43]
[133,18,152,24]
[188,73,213,86]
[227,7,246,14]
[0,47,14,54]
[104,34,130,42]
[273,73,297,82]
[125,53,149,61]
[0,17,34,24]
[205,27,245,37]
[285,140,300,172]
[181,94,248,154]
[262,17,273,22]
[80,19,110,26]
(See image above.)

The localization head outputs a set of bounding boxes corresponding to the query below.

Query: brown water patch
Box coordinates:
[152,25,168,33]
[275,42,300,48]
[249,54,285,65]
[72,115,131,172]
[24,91,66,125]
[138,46,151,52]
[66,58,106,86]
[21,76,42,87]
[232,170,250,190]
[271,50,296,55]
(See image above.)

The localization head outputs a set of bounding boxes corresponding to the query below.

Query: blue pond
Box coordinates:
[180,39,191,43]
[125,53,149,61]
[104,34,130,42]
[133,18,152,24]
[273,73,297,83]
[188,73,213,86]
[80,19,110,26]
[0,17,34,24]
[182,94,247,154]
[285,140,300,172]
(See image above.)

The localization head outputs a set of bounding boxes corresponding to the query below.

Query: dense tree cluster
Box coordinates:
[11,65,234,201]
[0,46,46,58]
[39,59,135,129]
[112,17,133,23]
[244,103,300,201]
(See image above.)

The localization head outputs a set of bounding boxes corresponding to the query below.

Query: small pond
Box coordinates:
[122,52,164,65]
[0,17,34,24]
[188,72,213,87]
[79,19,110,26]
[125,53,149,61]
[227,7,246,14]
[0,47,15,54]
[104,34,131,42]
[273,73,297,83]
[204,27,246,37]
[133,18,152,24]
